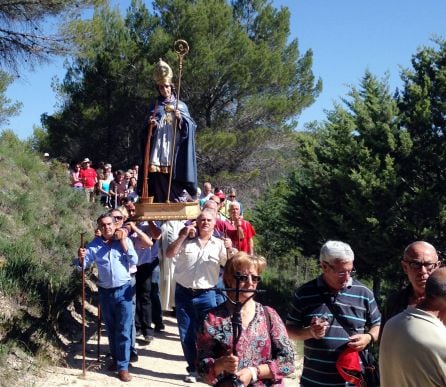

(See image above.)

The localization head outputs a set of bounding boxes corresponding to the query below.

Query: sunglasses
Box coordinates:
[234,274,262,283]
[114,216,123,221]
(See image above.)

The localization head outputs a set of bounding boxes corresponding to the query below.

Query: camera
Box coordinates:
[214,375,244,387]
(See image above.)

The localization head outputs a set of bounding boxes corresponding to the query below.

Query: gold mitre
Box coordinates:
[153,58,173,85]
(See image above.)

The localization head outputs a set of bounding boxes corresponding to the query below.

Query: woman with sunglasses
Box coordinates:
[197,252,295,386]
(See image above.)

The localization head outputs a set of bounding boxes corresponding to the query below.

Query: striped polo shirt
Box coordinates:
[287,275,381,387]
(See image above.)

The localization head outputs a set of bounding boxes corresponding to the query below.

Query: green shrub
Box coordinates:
[0,131,101,362]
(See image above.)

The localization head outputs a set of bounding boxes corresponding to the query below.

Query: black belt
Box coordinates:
[178,283,215,296]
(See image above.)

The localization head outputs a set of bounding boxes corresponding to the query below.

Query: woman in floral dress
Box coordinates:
[197,252,295,386]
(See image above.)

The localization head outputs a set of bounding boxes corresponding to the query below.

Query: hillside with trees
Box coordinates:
[2,0,446,382]
[253,38,446,300]
[0,131,101,383]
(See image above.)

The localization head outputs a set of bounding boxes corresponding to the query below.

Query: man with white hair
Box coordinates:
[225,201,255,254]
[286,241,381,387]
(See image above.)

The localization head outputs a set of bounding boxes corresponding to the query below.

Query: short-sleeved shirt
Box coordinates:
[380,307,446,386]
[129,222,160,266]
[286,275,381,387]
[79,167,97,189]
[174,235,227,289]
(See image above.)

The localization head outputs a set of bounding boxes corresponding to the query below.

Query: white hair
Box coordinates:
[320,240,354,264]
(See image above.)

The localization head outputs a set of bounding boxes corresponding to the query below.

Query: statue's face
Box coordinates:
[158,84,172,99]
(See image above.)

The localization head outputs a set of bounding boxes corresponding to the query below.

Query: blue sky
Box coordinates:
[5,0,446,139]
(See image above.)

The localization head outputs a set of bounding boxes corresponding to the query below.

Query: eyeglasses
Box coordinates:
[404,260,439,271]
[234,274,262,283]
[229,195,236,198]
[324,262,356,277]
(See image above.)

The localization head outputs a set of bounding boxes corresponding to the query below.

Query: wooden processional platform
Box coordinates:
[133,199,201,221]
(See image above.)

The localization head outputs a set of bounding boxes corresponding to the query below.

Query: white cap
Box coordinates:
[82,158,91,164]
[44,152,49,157]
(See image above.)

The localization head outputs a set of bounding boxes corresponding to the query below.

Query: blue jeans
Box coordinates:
[130,274,137,354]
[215,268,226,306]
[99,281,133,371]
[175,283,217,372]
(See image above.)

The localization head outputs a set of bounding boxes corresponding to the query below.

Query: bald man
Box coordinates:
[380,267,446,386]
[381,241,440,330]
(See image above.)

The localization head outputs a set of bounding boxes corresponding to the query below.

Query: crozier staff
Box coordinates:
[142,58,197,203]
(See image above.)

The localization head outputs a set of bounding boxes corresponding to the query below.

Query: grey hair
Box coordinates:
[197,208,216,221]
[229,201,241,209]
[320,240,354,264]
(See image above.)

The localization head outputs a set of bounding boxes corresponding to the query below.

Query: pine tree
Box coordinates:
[43,0,321,181]
[254,72,410,294]
[397,38,446,250]
[0,0,95,72]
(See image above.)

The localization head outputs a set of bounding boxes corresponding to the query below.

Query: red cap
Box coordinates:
[336,347,363,387]
[215,190,226,200]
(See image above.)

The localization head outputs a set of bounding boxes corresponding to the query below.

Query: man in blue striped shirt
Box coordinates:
[286,241,381,387]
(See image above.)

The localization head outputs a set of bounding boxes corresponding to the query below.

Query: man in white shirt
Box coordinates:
[166,208,235,383]
[380,267,446,387]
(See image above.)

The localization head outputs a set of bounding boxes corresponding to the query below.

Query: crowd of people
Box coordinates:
[77,189,446,387]
[68,159,140,207]
[70,57,446,387]
[286,240,446,387]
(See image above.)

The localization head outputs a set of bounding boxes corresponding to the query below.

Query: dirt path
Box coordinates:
[31,315,300,386]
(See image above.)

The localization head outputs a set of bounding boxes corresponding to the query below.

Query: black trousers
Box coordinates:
[135,259,159,336]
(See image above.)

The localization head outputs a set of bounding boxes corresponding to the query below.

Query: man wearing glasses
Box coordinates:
[286,240,381,387]
[380,241,440,331]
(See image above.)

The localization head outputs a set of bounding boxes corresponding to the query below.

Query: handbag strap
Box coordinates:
[262,304,273,360]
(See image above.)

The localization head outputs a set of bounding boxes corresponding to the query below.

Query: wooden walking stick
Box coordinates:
[79,232,87,379]
[97,303,101,363]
